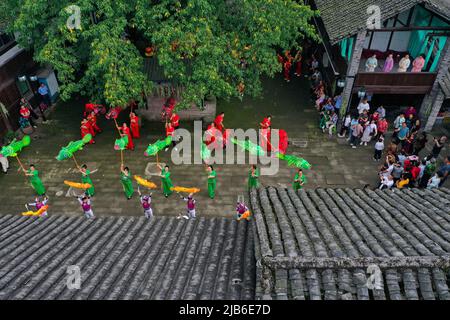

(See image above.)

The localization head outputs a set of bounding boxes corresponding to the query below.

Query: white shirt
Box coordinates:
[375,141,385,151]
[381,177,394,189]
[357,102,370,114]
[344,116,351,127]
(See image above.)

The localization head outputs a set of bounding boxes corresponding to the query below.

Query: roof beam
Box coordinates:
[262,255,450,270]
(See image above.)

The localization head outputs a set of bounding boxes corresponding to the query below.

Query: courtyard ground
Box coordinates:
[0,74,447,218]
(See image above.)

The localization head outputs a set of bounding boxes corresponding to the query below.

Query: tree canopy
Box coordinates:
[0,0,318,109]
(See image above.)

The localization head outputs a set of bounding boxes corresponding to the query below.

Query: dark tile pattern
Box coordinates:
[250,186,450,300]
[0,216,255,300]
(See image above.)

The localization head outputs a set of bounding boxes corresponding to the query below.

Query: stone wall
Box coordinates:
[139,95,216,123]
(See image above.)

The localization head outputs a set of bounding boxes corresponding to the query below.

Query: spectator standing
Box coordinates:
[20,97,38,122]
[350,122,363,148]
[427,136,447,160]
[397,54,411,72]
[38,83,51,107]
[376,106,386,119]
[393,114,405,139]
[338,114,351,138]
[397,122,410,147]
[365,54,378,72]
[382,54,394,73]
[413,132,427,155]
[19,105,36,128]
[374,137,384,161]
[377,117,388,139]
[437,156,450,187]
[0,153,8,174]
[357,98,370,115]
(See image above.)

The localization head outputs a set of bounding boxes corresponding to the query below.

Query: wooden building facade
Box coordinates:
[0,32,38,136]
[309,0,450,131]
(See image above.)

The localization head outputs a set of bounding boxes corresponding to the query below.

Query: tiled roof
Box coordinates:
[250,187,450,300]
[314,0,450,44]
[0,216,255,300]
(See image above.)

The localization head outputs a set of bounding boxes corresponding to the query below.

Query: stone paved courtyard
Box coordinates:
[0,75,447,218]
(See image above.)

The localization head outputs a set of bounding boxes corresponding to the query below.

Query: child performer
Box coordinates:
[26,196,49,217]
[137,186,153,219]
[178,193,196,220]
[74,192,94,218]
[236,201,251,221]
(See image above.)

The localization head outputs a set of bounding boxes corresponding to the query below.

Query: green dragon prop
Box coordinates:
[276,153,311,170]
[114,135,129,151]
[231,137,265,156]
[144,136,172,156]
[56,134,92,161]
[0,135,31,158]
[201,142,212,161]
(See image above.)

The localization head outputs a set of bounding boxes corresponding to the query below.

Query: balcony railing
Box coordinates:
[353,72,437,94]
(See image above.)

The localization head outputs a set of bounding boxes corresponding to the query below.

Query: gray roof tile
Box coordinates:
[0,216,255,300]
[251,187,450,300]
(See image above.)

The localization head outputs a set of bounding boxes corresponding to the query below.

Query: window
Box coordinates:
[15,78,31,96]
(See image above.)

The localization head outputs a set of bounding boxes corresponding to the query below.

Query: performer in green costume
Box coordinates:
[158,164,174,197]
[248,165,260,190]
[80,164,95,196]
[120,164,134,199]
[207,165,217,199]
[293,168,307,191]
[25,164,46,196]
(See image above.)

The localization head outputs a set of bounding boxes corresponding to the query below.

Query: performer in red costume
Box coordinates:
[105,106,122,120]
[84,103,103,117]
[283,59,292,82]
[81,119,95,144]
[260,127,272,153]
[214,112,225,132]
[205,122,220,149]
[294,50,302,77]
[117,123,134,150]
[260,115,272,129]
[170,112,180,129]
[162,97,176,121]
[278,129,289,154]
[87,111,101,135]
[130,112,140,139]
